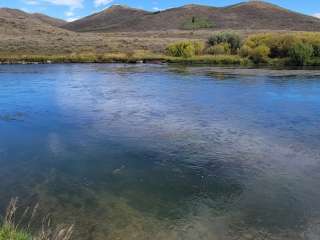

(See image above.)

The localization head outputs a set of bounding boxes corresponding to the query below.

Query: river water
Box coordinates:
[0,64,320,239]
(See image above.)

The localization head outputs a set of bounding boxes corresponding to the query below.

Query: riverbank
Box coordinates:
[0,53,247,65]
[1,53,320,67]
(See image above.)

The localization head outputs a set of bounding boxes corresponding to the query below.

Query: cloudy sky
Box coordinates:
[1,0,319,22]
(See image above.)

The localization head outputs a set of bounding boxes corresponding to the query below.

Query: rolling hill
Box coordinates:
[0,8,67,35]
[1,1,320,56]
[0,7,173,55]
[32,13,66,27]
[63,5,149,32]
[63,1,320,32]
[0,8,81,54]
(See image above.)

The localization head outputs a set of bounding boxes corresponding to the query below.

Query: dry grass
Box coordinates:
[1,198,73,240]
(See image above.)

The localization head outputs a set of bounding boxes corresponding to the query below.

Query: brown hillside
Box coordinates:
[64,5,150,32]
[63,1,320,32]
[0,8,68,35]
[0,7,180,55]
[32,13,66,27]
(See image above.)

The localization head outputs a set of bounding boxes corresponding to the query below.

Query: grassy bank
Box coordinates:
[0,198,73,240]
[1,54,320,67]
[1,53,320,67]
[0,53,248,65]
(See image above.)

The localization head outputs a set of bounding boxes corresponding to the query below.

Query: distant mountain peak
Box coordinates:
[107,4,146,12]
[109,4,131,9]
[181,4,203,8]
[229,1,285,9]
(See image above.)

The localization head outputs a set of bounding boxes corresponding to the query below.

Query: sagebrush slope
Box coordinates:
[63,1,320,32]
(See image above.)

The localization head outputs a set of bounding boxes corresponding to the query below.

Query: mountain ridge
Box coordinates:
[32,13,66,27]
[63,1,320,32]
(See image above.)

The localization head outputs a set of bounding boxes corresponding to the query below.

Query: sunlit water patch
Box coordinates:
[1,64,320,239]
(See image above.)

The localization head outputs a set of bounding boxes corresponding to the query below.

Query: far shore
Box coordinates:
[0,53,319,66]
[2,55,320,77]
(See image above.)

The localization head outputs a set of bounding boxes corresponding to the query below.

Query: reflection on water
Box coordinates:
[1,64,320,239]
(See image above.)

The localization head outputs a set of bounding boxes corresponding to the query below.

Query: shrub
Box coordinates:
[193,41,205,55]
[239,45,252,58]
[311,42,320,57]
[268,35,300,58]
[248,45,270,64]
[207,32,241,53]
[288,42,314,66]
[242,32,320,59]
[207,34,221,46]
[207,43,231,55]
[166,41,204,58]
[166,41,195,58]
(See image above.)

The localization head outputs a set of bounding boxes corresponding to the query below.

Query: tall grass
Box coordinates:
[0,198,73,240]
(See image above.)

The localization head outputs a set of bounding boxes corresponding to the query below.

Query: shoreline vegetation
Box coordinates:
[0,198,73,240]
[1,32,320,67]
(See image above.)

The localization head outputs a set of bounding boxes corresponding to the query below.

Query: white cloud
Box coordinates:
[65,10,75,17]
[25,0,83,9]
[46,0,83,9]
[24,0,39,5]
[94,0,113,8]
[22,8,34,13]
[152,7,163,11]
[314,13,320,19]
[66,17,79,22]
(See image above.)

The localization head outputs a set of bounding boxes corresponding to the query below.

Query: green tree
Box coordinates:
[192,16,196,32]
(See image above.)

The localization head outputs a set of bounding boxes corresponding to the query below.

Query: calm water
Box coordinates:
[1,64,320,239]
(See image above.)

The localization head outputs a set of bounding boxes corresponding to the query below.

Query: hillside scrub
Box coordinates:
[182,16,214,30]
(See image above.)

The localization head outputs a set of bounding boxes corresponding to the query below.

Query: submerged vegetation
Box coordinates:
[1,32,320,66]
[0,198,73,240]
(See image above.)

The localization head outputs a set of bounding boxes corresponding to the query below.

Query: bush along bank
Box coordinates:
[166,32,320,66]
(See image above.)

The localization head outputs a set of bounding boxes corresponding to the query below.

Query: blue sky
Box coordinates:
[1,0,319,21]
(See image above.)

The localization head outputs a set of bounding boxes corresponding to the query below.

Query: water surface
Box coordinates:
[1,64,320,239]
